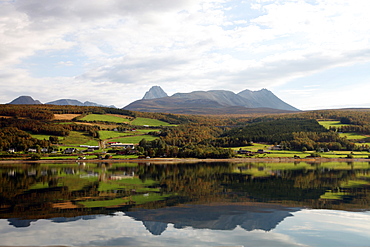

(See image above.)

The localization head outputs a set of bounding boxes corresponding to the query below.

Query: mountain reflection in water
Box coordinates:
[127,203,299,235]
[0,161,369,245]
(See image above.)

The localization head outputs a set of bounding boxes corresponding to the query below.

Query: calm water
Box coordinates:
[0,161,369,246]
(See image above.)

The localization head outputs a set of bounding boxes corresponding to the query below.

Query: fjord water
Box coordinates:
[0,161,369,246]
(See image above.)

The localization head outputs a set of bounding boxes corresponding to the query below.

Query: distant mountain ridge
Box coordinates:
[7,96,42,105]
[7,96,115,108]
[45,99,115,108]
[124,86,299,114]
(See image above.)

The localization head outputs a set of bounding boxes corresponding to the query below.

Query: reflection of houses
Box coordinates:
[64,148,76,154]
[110,172,135,180]
[237,149,251,154]
[270,145,282,151]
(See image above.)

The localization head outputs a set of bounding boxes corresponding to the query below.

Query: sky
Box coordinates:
[1,0,370,110]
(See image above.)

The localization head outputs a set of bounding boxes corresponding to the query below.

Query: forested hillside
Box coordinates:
[1,104,370,159]
[213,119,356,151]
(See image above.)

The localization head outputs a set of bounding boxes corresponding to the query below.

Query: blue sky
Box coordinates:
[1,0,370,110]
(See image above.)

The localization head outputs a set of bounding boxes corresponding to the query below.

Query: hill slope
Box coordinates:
[238,89,299,111]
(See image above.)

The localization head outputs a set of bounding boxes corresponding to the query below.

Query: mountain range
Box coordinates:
[125,203,299,235]
[7,96,115,108]
[6,86,299,114]
[124,86,299,114]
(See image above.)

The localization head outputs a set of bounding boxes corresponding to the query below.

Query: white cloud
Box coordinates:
[1,0,370,108]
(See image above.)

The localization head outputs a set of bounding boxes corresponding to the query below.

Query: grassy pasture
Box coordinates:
[339,132,368,140]
[131,117,172,126]
[318,120,351,129]
[231,143,370,159]
[320,191,347,200]
[59,175,98,191]
[41,155,82,160]
[109,135,158,144]
[318,120,369,140]
[29,133,55,140]
[81,114,130,123]
[59,131,99,146]
[113,154,139,159]
[98,178,157,191]
[98,130,132,140]
[99,130,158,140]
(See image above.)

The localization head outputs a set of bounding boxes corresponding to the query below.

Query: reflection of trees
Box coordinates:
[0,166,126,219]
[137,163,234,202]
[292,169,355,189]
[0,162,369,220]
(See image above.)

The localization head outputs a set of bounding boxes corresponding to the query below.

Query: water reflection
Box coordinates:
[0,161,369,246]
[126,203,300,235]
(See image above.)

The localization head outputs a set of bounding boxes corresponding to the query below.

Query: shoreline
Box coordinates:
[0,157,369,164]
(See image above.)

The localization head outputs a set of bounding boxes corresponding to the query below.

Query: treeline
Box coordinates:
[283,132,357,151]
[160,123,224,147]
[0,118,69,136]
[137,138,234,159]
[0,104,136,118]
[213,119,358,151]
[139,118,362,153]
[137,123,233,158]
[217,119,327,145]
[0,105,54,120]
[134,111,234,125]
[298,109,370,126]
[329,125,370,135]
[0,127,51,151]
[0,118,100,137]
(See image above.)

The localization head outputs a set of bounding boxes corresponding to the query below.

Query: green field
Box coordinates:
[131,117,172,126]
[109,135,158,144]
[59,131,99,146]
[29,133,56,140]
[339,132,368,140]
[59,175,99,191]
[98,130,133,140]
[98,178,157,191]
[318,120,351,129]
[231,143,370,159]
[98,130,157,140]
[41,155,82,160]
[318,120,369,140]
[81,114,130,123]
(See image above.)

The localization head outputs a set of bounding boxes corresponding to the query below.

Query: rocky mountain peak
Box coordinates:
[143,86,168,100]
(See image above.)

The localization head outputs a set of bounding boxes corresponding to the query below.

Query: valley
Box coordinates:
[1,103,370,161]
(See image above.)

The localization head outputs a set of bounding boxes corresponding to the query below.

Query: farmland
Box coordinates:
[80,114,130,123]
[2,104,370,161]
